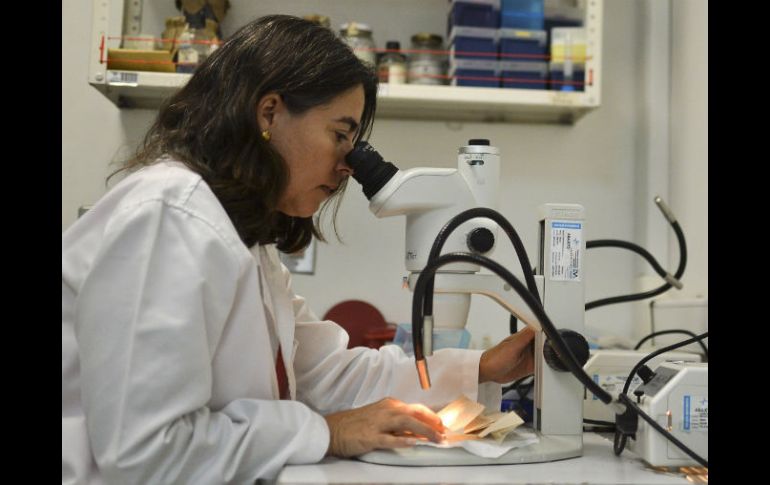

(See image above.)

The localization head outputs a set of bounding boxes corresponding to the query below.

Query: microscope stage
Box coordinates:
[357,429,582,466]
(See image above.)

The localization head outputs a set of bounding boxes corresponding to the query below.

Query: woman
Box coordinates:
[62,15,535,484]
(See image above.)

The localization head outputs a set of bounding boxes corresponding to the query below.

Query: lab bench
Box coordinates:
[273,432,698,484]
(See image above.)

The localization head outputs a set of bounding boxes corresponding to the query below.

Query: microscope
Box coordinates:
[346,140,599,464]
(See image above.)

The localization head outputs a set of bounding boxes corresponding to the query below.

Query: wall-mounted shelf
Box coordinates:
[89,0,602,124]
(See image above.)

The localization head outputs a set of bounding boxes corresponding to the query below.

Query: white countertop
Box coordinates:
[274,432,697,484]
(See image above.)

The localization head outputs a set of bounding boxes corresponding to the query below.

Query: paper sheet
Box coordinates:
[424,394,536,457]
[436,394,485,432]
[414,429,540,459]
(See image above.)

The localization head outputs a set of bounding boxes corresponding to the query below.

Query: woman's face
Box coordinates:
[263,85,365,218]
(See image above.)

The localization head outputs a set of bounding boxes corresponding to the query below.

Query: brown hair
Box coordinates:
[112,15,378,252]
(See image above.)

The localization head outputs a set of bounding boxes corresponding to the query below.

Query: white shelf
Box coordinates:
[88,0,603,124]
[91,72,598,123]
[377,82,598,123]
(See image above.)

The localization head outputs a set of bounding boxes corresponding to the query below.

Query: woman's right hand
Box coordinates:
[324,397,446,457]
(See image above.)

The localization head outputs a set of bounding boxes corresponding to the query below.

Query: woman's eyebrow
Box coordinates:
[334,116,359,133]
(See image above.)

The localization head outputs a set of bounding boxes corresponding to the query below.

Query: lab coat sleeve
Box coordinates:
[282,264,502,414]
[75,200,328,484]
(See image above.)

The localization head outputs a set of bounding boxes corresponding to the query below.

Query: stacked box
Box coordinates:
[449,59,499,87]
[447,1,500,86]
[448,0,501,28]
[501,0,544,29]
[498,28,547,62]
[549,63,585,91]
[499,60,547,89]
[449,26,498,60]
[549,27,586,91]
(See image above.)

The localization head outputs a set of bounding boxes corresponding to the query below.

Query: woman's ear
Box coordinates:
[256,92,283,131]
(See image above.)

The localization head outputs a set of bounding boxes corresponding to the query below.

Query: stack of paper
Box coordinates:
[436,395,525,443]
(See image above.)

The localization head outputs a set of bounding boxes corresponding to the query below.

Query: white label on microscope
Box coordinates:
[550,221,582,282]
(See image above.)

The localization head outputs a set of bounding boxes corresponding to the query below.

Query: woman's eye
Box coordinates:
[336,132,349,143]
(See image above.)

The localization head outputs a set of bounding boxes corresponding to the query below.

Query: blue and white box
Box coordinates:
[448,0,501,28]
[449,58,499,87]
[449,25,498,60]
[498,28,547,62]
[499,60,547,89]
[500,0,544,29]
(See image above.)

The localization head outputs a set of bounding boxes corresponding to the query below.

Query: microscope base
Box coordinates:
[357,430,582,466]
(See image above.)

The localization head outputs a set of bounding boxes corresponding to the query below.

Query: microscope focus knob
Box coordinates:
[543,329,590,372]
[467,228,495,253]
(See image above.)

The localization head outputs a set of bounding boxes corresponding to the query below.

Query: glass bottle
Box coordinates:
[407,33,446,85]
[339,22,376,67]
[176,29,199,73]
[377,41,407,84]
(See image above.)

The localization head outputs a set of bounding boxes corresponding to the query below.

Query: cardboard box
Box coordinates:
[107,49,175,73]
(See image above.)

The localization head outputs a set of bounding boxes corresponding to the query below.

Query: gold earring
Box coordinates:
[261,130,271,142]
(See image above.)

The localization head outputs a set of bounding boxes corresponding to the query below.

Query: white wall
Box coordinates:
[670,0,708,299]
[62,0,707,349]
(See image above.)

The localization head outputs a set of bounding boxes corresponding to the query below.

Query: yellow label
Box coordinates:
[551,45,587,63]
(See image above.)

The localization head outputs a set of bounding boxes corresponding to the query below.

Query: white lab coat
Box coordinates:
[62,160,500,484]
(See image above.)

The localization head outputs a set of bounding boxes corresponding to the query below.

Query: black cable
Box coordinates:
[422,208,541,321]
[584,418,616,427]
[622,331,708,395]
[613,432,627,456]
[634,329,708,361]
[510,315,518,334]
[411,251,614,404]
[587,239,671,279]
[586,201,687,311]
[501,375,532,396]
[516,376,534,398]
[584,418,616,433]
[618,394,708,468]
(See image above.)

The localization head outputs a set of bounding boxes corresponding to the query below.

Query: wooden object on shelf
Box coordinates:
[107,49,175,73]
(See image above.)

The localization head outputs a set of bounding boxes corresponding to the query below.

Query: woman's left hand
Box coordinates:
[478,326,536,384]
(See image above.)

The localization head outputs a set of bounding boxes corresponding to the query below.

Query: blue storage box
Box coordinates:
[392,323,471,356]
[501,0,544,29]
[498,28,547,62]
[448,0,501,28]
[549,61,585,91]
[449,26,498,60]
[499,60,547,89]
[449,58,499,87]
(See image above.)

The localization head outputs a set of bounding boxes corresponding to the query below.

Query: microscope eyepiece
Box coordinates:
[346,141,399,200]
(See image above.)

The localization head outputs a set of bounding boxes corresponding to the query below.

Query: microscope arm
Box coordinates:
[406,272,544,340]
[369,168,475,218]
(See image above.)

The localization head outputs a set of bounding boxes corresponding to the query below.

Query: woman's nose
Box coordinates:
[337,157,354,177]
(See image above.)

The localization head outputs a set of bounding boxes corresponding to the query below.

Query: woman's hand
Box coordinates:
[324,398,446,457]
[478,326,536,384]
